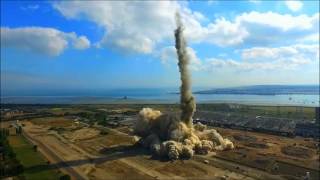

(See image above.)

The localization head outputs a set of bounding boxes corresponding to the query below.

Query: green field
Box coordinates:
[196,104,316,120]
[8,135,63,180]
[40,104,317,122]
[249,105,315,119]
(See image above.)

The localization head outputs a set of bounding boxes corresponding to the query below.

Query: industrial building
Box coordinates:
[294,107,320,138]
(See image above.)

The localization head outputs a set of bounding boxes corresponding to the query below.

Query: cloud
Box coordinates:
[1,27,90,56]
[202,11,319,46]
[171,11,318,47]
[285,1,303,12]
[159,46,176,64]
[206,58,280,71]
[70,34,90,50]
[184,17,249,46]
[298,33,319,43]
[242,44,319,62]
[54,1,181,54]
[53,1,250,52]
[98,32,154,54]
[20,4,39,11]
[207,1,217,6]
[54,1,318,53]
[206,58,305,71]
[207,44,319,71]
[237,11,315,31]
[159,43,318,72]
[249,0,261,4]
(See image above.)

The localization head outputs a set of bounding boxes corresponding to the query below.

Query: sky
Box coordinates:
[1,0,319,95]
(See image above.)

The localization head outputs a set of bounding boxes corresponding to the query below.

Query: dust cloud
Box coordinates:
[175,12,196,128]
[133,13,234,160]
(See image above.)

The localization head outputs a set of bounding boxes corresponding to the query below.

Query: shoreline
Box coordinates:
[1,94,319,107]
[1,100,319,107]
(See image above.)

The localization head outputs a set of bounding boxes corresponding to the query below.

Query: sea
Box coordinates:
[1,88,319,106]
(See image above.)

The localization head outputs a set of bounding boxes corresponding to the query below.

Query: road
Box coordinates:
[22,129,87,180]
[194,154,285,180]
[18,120,288,180]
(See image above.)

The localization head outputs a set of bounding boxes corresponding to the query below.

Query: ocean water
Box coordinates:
[1,92,319,106]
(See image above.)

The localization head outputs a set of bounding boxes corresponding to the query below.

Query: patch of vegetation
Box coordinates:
[281,145,313,159]
[233,134,257,142]
[197,104,315,120]
[59,174,71,180]
[100,130,109,135]
[94,112,107,121]
[246,143,269,149]
[76,112,94,119]
[76,111,109,126]
[7,134,64,179]
[0,129,24,178]
[48,127,66,134]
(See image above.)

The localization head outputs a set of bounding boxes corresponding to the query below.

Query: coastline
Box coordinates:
[1,94,319,107]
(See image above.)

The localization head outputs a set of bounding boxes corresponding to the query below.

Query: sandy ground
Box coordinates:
[22,121,92,180]
[63,127,100,142]
[216,128,319,167]
[20,119,256,180]
[18,118,319,180]
[215,127,319,179]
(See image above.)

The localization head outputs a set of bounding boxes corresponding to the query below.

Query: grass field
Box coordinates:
[30,117,74,127]
[247,105,315,119]
[196,104,316,120]
[8,135,63,180]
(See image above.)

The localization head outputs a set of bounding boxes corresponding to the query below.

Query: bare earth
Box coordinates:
[17,117,319,180]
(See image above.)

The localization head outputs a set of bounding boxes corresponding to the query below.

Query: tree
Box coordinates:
[60,174,71,180]
[33,145,38,152]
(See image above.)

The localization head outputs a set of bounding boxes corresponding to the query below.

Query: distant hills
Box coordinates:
[194,85,320,95]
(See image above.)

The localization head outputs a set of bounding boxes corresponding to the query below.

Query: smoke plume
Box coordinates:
[133,13,234,160]
[175,13,196,128]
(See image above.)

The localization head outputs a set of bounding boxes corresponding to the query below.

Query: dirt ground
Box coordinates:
[63,128,100,142]
[19,118,319,180]
[21,118,255,180]
[215,127,319,179]
[30,117,74,127]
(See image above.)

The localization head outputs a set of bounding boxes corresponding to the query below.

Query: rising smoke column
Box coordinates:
[175,13,196,128]
[133,12,234,160]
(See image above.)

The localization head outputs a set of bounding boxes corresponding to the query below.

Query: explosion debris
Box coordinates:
[134,13,234,160]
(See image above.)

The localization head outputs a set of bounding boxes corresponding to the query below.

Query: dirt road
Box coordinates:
[22,126,88,180]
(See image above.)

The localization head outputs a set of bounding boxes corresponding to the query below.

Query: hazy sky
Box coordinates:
[1,0,319,94]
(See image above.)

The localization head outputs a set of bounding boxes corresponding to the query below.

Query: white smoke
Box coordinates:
[133,13,234,160]
[134,108,234,160]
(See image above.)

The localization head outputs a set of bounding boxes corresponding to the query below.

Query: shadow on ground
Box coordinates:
[24,144,152,174]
